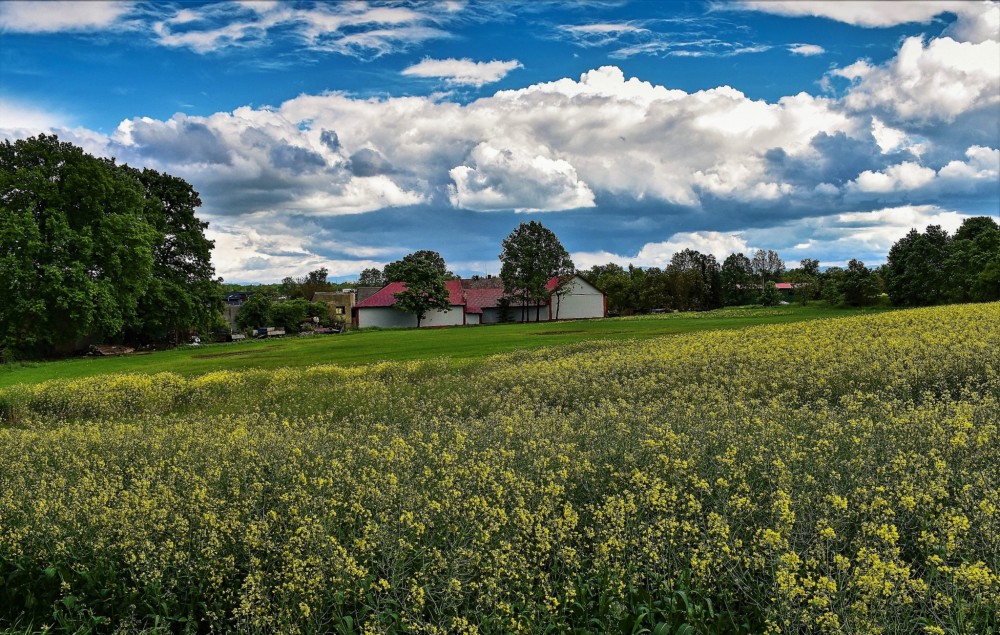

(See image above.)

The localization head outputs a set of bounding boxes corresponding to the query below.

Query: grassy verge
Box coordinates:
[0,304,890,387]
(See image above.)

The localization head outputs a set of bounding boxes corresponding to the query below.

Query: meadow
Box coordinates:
[0,304,885,388]
[0,303,997,634]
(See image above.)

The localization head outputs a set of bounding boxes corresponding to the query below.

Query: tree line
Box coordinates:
[1,135,220,358]
[580,216,999,315]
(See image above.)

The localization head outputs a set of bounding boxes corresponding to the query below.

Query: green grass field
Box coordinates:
[0,304,891,387]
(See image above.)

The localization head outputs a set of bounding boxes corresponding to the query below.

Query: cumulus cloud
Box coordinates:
[0,98,65,130]
[870,116,910,154]
[635,231,751,266]
[448,143,595,212]
[402,58,522,86]
[849,161,937,193]
[571,231,750,270]
[0,1,132,32]
[832,35,1000,124]
[847,146,999,195]
[938,145,1000,182]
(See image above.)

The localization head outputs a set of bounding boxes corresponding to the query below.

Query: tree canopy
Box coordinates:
[499,221,574,321]
[387,251,452,327]
[883,219,1000,306]
[0,135,220,357]
[384,250,453,283]
[357,267,386,288]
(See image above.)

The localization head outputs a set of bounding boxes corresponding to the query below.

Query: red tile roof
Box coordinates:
[464,286,504,313]
[355,280,466,309]
[356,276,580,312]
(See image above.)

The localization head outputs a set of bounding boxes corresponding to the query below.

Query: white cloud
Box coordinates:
[850,161,937,193]
[870,116,908,153]
[944,1,1000,44]
[558,22,649,48]
[0,98,65,130]
[789,43,825,56]
[448,142,595,212]
[571,231,750,270]
[564,23,647,35]
[151,2,453,56]
[848,146,999,194]
[3,64,865,220]
[402,58,522,86]
[0,1,131,32]
[937,145,1000,183]
[738,204,983,266]
[205,217,390,283]
[635,231,751,266]
[4,55,994,280]
[836,35,1000,123]
[742,1,981,29]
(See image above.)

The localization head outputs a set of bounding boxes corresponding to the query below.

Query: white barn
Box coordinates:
[354,275,606,329]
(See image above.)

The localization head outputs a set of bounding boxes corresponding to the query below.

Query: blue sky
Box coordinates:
[2,1,998,282]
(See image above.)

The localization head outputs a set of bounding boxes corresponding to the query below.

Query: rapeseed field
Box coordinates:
[1,304,997,634]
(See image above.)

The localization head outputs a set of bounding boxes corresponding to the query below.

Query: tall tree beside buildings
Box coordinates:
[388,251,451,327]
[582,263,645,315]
[0,135,220,357]
[499,221,574,322]
[787,258,821,305]
[751,249,784,287]
[384,250,454,282]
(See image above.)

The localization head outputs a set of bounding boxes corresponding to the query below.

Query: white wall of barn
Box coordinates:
[553,277,605,320]
[357,305,466,328]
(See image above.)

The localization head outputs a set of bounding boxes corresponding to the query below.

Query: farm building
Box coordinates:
[311,291,356,323]
[354,275,606,329]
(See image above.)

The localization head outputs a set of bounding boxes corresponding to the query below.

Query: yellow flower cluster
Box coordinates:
[0,303,997,633]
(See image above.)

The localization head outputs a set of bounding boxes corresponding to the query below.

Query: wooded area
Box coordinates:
[1,135,221,358]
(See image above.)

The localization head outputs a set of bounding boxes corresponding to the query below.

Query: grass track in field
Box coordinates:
[0,304,892,387]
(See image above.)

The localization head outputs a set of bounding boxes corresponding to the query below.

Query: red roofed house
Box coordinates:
[354,274,605,329]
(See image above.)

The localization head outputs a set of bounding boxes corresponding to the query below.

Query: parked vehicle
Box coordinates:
[254,327,285,339]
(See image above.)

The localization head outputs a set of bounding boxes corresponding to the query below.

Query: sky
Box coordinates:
[1,0,998,283]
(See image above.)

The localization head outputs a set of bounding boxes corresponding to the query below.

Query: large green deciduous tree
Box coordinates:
[384,250,454,282]
[840,259,879,307]
[720,253,754,306]
[0,135,220,356]
[499,221,574,322]
[947,216,1000,303]
[1,135,155,355]
[885,225,951,306]
[388,251,452,327]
